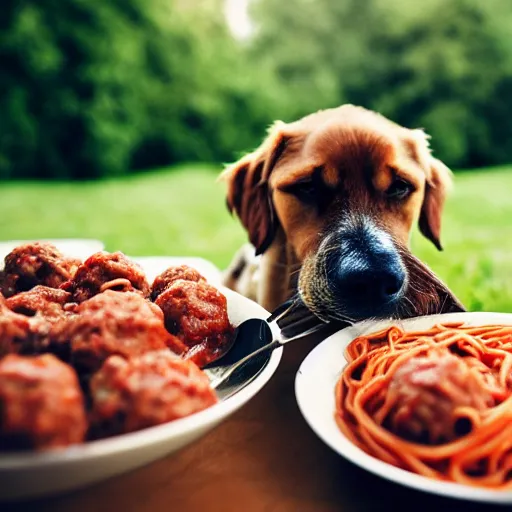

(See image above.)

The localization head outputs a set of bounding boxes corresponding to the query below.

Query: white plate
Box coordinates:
[0,258,282,501]
[295,311,512,505]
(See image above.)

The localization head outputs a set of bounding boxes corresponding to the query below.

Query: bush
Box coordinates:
[2,0,512,179]
[0,0,275,179]
[250,0,512,169]
[0,0,152,179]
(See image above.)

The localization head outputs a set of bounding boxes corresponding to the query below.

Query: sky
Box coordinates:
[224,0,253,39]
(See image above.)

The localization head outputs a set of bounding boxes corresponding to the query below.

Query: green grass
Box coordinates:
[411,165,512,312]
[0,164,511,313]
[0,164,247,268]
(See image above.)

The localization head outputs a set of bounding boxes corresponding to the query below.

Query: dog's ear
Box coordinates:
[220,122,289,255]
[403,129,453,251]
[418,157,453,251]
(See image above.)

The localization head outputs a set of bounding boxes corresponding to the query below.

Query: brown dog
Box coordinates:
[221,105,456,322]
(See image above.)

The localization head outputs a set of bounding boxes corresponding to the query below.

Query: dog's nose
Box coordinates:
[327,224,406,318]
[335,257,405,305]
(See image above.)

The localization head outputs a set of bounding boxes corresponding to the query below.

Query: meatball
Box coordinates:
[151,265,206,301]
[0,354,86,451]
[0,293,34,356]
[90,350,217,436]
[155,280,233,367]
[53,290,186,374]
[0,242,80,298]
[6,285,73,322]
[385,349,495,444]
[61,251,150,303]
[5,286,75,355]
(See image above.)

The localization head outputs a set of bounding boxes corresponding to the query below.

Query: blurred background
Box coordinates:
[0,0,511,311]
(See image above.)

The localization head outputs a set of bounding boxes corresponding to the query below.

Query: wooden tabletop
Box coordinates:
[3,334,505,512]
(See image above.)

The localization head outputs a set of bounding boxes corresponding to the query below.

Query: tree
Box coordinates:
[249,0,512,168]
[0,0,276,179]
[0,0,153,179]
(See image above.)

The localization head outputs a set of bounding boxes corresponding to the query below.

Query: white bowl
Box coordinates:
[295,312,512,505]
[0,259,282,501]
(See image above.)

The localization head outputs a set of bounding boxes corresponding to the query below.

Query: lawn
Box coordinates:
[1,164,511,313]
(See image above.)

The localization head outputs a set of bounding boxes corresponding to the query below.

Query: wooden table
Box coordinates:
[3,334,505,512]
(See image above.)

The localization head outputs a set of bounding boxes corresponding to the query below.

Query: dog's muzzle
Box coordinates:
[298,218,407,322]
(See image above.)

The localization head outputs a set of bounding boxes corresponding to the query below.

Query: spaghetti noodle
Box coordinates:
[335,323,512,489]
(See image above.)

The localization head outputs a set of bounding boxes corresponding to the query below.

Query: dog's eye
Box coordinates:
[286,180,317,203]
[386,179,413,200]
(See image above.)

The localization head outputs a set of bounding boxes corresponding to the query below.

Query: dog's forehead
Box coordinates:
[306,122,398,167]
[274,118,402,187]
[270,107,429,188]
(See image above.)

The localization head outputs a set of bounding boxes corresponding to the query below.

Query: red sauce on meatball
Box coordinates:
[155,279,233,367]
[0,354,86,451]
[5,286,76,356]
[0,293,34,356]
[61,251,150,302]
[1,242,80,298]
[53,290,185,374]
[90,350,217,436]
[151,265,206,301]
[385,349,496,444]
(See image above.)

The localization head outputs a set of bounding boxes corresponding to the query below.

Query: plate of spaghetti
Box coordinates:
[295,312,512,503]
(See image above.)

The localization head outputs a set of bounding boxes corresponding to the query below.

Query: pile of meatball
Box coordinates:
[0,242,234,452]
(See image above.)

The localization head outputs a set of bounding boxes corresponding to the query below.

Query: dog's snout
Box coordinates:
[335,257,405,303]
[326,222,406,319]
[381,268,404,297]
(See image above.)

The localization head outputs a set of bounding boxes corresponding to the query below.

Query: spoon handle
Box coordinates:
[278,322,327,345]
[210,322,326,389]
[210,339,281,389]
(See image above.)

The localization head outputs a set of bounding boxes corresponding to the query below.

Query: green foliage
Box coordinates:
[1,0,512,178]
[0,0,275,179]
[0,0,149,179]
[133,0,277,168]
[250,0,512,169]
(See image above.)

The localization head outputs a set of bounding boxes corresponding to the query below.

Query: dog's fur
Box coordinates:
[220,105,457,322]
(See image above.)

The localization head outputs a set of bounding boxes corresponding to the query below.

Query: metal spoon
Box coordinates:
[203,318,326,399]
